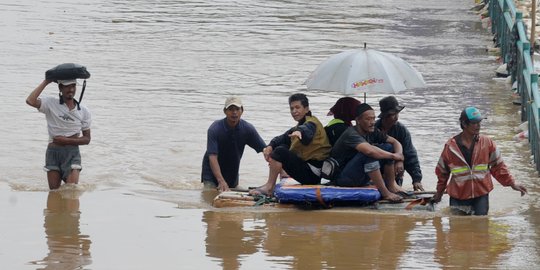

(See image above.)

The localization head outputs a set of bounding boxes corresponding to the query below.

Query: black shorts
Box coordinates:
[270,145,321,185]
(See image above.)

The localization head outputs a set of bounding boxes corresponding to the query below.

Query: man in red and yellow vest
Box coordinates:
[432,107,527,215]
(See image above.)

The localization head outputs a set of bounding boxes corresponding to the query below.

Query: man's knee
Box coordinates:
[271,145,289,156]
[377,143,393,153]
[376,143,395,167]
[270,145,291,163]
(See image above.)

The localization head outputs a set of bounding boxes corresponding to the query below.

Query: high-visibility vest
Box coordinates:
[435,134,515,200]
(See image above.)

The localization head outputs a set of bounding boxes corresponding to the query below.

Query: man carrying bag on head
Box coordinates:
[26,65,92,190]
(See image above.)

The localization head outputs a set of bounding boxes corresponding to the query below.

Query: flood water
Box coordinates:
[1,0,539,269]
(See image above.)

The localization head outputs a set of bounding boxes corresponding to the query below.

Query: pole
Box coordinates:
[531,0,537,62]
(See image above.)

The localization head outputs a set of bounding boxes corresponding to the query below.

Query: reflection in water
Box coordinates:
[1,0,539,268]
[433,217,510,269]
[203,210,417,269]
[203,211,263,270]
[263,212,415,269]
[202,209,524,269]
[30,189,92,269]
[201,188,220,206]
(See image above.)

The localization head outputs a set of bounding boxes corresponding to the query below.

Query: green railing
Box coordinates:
[489,0,540,172]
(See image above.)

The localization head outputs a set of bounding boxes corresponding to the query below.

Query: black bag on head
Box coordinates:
[45,63,91,110]
[45,63,91,82]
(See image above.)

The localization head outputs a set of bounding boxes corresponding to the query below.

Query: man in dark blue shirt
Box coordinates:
[375,96,424,191]
[201,97,266,192]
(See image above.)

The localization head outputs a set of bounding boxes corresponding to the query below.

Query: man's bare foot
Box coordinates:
[382,192,403,203]
[248,186,273,197]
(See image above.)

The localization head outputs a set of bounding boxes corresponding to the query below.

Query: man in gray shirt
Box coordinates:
[330,103,405,202]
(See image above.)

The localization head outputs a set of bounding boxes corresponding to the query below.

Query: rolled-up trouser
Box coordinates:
[44,145,82,181]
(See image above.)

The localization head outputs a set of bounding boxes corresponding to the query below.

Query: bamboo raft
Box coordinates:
[213,184,436,211]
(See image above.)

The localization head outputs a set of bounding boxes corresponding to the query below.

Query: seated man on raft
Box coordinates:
[249,93,331,196]
[329,103,406,202]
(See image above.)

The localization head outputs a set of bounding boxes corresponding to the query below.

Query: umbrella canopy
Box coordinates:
[304,48,426,95]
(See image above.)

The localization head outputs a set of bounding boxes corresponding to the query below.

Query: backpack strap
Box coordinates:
[77,79,87,110]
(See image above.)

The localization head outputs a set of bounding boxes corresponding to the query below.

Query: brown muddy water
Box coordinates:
[1,0,539,269]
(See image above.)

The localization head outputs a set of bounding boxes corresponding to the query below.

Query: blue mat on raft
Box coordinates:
[274,184,381,205]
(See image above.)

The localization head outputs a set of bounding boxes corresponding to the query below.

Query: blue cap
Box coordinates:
[460,107,486,123]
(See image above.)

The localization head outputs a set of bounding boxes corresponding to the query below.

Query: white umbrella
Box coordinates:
[304,46,426,97]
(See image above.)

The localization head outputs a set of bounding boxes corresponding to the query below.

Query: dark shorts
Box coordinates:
[449,194,489,216]
[335,143,393,187]
[44,145,82,181]
[271,145,321,185]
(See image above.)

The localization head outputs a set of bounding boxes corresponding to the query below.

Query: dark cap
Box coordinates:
[460,107,486,123]
[378,96,404,118]
[355,103,374,118]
